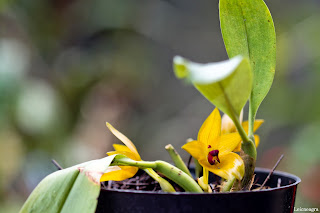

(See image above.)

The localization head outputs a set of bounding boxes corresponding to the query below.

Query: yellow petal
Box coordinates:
[112,144,141,160]
[254,134,260,148]
[199,152,244,180]
[203,168,209,185]
[241,119,264,133]
[113,144,131,152]
[100,166,138,181]
[106,122,141,159]
[198,108,221,146]
[217,132,242,155]
[233,143,241,152]
[182,140,206,161]
[107,150,140,161]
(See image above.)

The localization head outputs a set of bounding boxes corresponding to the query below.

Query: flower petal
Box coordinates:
[233,143,241,152]
[199,152,244,180]
[217,132,242,155]
[254,134,260,148]
[106,122,141,159]
[182,140,206,161]
[113,144,131,152]
[100,166,138,181]
[198,108,221,146]
[112,144,141,160]
[241,119,264,133]
[221,113,237,134]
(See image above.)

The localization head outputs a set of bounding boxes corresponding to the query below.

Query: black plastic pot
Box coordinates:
[96,167,300,213]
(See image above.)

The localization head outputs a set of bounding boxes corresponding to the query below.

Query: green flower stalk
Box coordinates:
[165,144,192,177]
[112,156,203,193]
[101,123,175,192]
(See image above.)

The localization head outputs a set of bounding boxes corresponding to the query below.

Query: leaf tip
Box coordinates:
[173,55,189,79]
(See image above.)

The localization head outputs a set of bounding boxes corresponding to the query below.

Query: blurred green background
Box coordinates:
[0,0,319,212]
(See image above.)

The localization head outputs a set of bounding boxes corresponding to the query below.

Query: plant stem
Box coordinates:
[234,98,258,190]
[239,150,255,190]
[165,144,192,177]
[112,157,203,192]
[232,115,250,143]
[112,157,156,168]
[229,112,256,160]
[155,160,203,192]
[227,106,257,190]
[248,99,255,137]
[143,168,176,192]
[221,177,235,192]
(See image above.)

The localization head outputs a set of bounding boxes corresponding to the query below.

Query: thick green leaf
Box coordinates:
[219,0,276,118]
[173,55,252,118]
[19,155,116,213]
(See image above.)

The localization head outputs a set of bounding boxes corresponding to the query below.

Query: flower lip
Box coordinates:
[181,108,245,180]
[207,154,216,165]
[209,150,219,156]
[207,149,220,165]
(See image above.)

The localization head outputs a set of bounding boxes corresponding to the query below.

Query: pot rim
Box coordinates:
[101,167,301,195]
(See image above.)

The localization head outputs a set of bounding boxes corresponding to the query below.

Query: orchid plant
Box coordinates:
[20,0,276,212]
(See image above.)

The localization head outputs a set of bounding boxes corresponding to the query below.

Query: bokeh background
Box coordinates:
[0,0,319,211]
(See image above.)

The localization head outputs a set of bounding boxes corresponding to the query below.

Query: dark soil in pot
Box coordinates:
[97,167,300,213]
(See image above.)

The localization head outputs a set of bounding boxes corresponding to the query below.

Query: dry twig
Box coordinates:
[51,159,63,170]
[260,154,284,190]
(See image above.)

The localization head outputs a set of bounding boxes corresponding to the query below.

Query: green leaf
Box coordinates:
[19,155,116,213]
[219,0,276,120]
[173,55,252,119]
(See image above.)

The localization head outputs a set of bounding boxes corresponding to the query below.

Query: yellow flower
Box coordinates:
[100,123,141,182]
[182,108,244,180]
[221,112,264,152]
